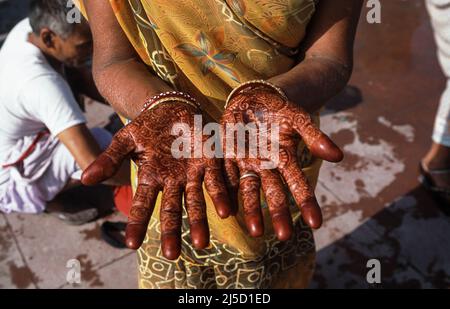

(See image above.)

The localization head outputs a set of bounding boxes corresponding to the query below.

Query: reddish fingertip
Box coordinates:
[161,233,182,260]
[246,216,264,238]
[81,155,115,186]
[301,198,323,229]
[190,223,210,250]
[311,136,344,163]
[81,167,99,186]
[272,214,293,241]
[216,204,231,219]
[125,224,146,250]
[213,192,234,218]
[126,238,141,250]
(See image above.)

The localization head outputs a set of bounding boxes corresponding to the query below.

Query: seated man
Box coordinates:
[0,0,129,224]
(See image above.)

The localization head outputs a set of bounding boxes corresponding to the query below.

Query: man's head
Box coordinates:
[29,0,92,68]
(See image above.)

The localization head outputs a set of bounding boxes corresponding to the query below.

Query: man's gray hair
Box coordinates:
[29,0,80,38]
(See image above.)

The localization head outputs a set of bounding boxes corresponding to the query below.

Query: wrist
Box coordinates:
[225,79,289,109]
[141,91,200,114]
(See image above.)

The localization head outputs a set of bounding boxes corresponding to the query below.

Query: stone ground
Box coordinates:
[1,0,449,289]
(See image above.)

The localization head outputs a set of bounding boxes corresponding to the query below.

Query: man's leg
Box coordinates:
[423,0,450,202]
[423,81,450,172]
[41,128,114,224]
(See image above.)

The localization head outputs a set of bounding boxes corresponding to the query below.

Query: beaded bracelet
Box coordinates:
[225,80,289,109]
[141,91,200,113]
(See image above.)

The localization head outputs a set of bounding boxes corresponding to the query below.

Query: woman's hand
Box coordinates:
[81,102,232,260]
[222,85,343,241]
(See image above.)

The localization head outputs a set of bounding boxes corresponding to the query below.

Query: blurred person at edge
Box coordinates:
[421,0,450,210]
[0,0,130,225]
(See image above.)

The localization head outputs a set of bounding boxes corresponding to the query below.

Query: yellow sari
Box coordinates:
[76,0,321,289]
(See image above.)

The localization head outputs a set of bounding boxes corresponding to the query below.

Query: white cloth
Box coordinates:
[426,0,450,147]
[0,18,87,185]
[0,18,92,214]
[0,128,113,214]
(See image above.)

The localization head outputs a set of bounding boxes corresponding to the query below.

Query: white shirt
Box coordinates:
[0,18,86,185]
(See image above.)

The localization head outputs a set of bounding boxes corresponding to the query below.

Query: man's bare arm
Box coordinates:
[57,124,129,186]
[66,65,107,104]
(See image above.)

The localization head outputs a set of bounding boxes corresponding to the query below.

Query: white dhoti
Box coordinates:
[0,128,112,214]
[426,0,450,146]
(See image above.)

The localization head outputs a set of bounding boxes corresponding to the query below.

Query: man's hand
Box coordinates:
[81,102,232,260]
[222,85,343,241]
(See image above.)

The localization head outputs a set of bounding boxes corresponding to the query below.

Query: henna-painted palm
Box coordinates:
[82,102,231,260]
[222,86,344,241]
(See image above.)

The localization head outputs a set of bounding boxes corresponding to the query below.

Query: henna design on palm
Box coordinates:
[222,86,343,241]
[82,102,232,260]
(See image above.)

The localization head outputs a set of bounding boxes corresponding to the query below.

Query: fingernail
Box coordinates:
[310,136,344,163]
[81,156,114,186]
[190,223,210,250]
[161,233,181,260]
[246,215,264,238]
[81,168,98,186]
[272,214,293,241]
[301,198,323,229]
[125,224,146,250]
[215,193,234,219]
[216,204,231,219]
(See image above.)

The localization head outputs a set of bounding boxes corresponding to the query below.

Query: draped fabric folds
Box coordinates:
[75,0,321,289]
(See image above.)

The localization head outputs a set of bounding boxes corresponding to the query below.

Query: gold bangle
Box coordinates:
[141,91,200,114]
[225,79,288,109]
[143,97,199,113]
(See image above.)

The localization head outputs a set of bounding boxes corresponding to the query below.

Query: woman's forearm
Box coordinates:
[269,56,352,114]
[93,58,172,120]
[84,0,173,121]
[269,0,362,113]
